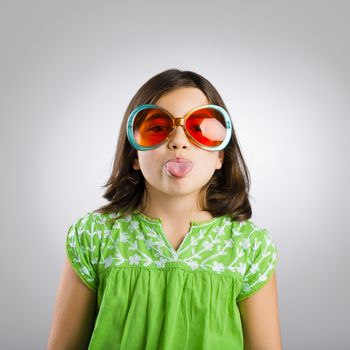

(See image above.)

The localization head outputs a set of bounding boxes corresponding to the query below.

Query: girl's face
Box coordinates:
[132,87,224,201]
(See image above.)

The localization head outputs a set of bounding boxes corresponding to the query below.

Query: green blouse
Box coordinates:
[65,210,278,349]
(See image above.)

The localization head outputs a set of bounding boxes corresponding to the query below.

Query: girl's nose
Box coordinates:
[168,125,190,149]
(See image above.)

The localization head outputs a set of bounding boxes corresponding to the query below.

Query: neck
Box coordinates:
[137,189,212,223]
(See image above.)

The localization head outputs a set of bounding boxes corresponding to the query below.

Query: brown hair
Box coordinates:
[93,68,252,222]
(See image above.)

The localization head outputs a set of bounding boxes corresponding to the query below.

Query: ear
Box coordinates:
[216,150,224,170]
[132,157,140,170]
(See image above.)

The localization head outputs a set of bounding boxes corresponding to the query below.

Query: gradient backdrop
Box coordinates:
[1,0,349,349]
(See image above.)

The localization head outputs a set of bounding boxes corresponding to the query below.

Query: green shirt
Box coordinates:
[66,210,278,349]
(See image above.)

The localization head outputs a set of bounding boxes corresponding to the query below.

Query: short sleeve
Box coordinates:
[236,227,278,302]
[65,212,99,292]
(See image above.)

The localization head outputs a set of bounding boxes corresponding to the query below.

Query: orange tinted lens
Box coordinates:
[133,108,173,147]
[185,108,227,147]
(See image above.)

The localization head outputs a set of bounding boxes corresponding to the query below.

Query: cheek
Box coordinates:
[138,153,163,175]
[194,156,218,177]
[196,152,219,168]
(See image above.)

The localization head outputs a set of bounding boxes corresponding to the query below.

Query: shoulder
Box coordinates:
[227,217,277,264]
[233,219,278,302]
[229,218,273,242]
[65,210,133,290]
[67,210,132,244]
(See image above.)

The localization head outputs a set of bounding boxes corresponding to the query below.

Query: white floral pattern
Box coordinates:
[66,211,278,301]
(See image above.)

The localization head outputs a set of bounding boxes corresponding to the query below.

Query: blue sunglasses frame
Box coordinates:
[126,104,233,151]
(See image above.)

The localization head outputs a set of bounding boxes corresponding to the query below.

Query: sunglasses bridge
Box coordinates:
[173,116,186,127]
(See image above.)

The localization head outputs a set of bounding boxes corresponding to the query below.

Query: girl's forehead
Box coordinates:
[155,87,209,117]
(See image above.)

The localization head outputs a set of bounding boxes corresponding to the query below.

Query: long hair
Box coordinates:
[93,68,252,222]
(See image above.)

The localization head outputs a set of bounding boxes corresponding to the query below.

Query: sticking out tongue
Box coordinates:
[165,160,193,177]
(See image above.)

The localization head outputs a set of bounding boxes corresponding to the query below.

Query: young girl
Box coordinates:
[48,69,282,349]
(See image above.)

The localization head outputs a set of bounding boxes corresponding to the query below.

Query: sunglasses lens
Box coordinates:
[133,108,173,147]
[131,106,229,149]
[186,107,227,147]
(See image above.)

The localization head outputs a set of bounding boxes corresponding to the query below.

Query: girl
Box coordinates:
[48,69,282,349]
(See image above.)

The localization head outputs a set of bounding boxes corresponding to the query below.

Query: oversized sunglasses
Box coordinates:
[126,104,232,151]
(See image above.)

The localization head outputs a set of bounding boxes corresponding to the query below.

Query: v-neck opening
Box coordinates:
[133,210,223,255]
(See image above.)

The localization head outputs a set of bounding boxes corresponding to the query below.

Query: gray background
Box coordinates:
[1,0,349,349]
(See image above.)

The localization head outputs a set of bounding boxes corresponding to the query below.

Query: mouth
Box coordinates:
[164,158,193,178]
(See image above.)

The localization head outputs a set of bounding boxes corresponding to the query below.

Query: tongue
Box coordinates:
[165,161,193,177]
